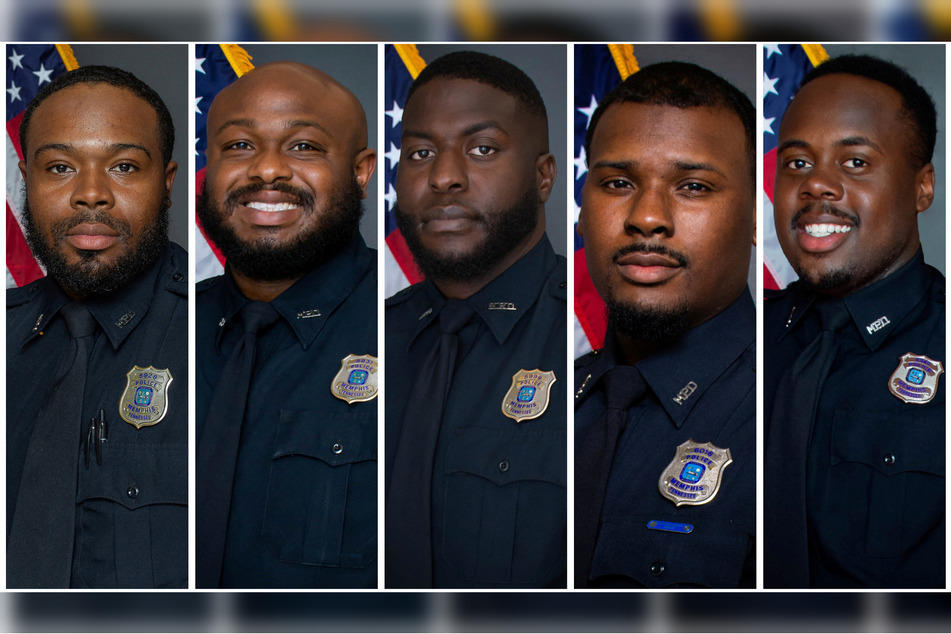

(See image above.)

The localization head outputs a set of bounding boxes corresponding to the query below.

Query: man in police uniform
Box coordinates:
[8,66,185,588]
[765,54,944,588]
[574,62,756,588]
[196,61,377,588]
[385,51,566,588]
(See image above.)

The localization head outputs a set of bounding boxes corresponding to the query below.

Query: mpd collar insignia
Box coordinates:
[119,366,173,428]
[501,369,556,422]
[658,440,732,506]
[889,352,943,404]
[331,354,378,404]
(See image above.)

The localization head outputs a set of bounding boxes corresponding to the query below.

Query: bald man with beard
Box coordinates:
[196,62,378,588]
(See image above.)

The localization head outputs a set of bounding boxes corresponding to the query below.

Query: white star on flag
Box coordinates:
[764,116,775,135]
[764,44,783,59]
[578,94,598,129]
[384,183,397,212]
[194,96,203,115]
[7,81,21,103]
[574,146,587,181]
[384,141,401,170]
[763,72,779,98]
[385,101,403,128]
[8,49,24,70]
[194,137,200,156]
[33,63,53,85]
[196,57,206,74]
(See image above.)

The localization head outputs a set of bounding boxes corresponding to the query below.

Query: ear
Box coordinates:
[18,160,26,182]
[164,161,178,196]
[915,162,935,213]
[353,148,377,199]
[535,152,557,204]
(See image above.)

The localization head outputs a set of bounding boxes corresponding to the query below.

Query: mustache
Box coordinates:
[790,202,861,229]
[612,242,689,267]
[50,210,131,240]
[223,182,316,213]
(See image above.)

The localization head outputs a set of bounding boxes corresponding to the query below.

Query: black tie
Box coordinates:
[197,300,280,588]
[386,299,474,588]
[8,302,96,588]
[765,299,850,587]
[575,365,647,588]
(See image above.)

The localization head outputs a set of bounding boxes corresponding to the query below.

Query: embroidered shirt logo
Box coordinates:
[866,316,890,334]
[672,381,698,405]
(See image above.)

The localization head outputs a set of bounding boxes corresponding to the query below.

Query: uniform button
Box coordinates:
[173,273,184,282]
[498,459,510,473]
[127,485,139,499]
[650,561,665,577]
[332,443,343,455]
[883,453,896,466]
[559,281,567,289]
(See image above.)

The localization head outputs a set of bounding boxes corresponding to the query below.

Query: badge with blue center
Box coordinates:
[119,365,173,428]
[889,352,943,404]
[658,440,732,506]
[501,369,556,422]
[331,354,378,404]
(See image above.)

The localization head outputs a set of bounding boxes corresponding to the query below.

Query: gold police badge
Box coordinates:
[889,352,944,404]
[119,365,173,428]
[331,354,378,404]
[501,369,556,422]
[658,440,732,506]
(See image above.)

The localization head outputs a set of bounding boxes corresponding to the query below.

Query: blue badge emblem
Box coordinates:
[119,366,173,429]
[517,386,536,402]
[502,369,556,422]
[658,440,732,506]
[134,387,153,405]
[348,369,368,385]
[889,353,943,404]
[332,354,378,404]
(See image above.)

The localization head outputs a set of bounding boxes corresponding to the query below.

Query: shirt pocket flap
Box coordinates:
[76,443,187,510]
[273,409,376,467]
[444,426,566,487]
[832,410,945,477]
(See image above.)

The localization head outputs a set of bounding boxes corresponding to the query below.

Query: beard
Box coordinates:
[607,298,690,346]
[197,176,364,281]
[23,198,168,298]
[394,185,539,282]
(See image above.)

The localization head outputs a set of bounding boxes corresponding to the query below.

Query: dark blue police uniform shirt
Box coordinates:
[7,242,188,589]
[196,236,377,588]
[385,236,567,588]
[574,290,756,588]
[764,250,945,588]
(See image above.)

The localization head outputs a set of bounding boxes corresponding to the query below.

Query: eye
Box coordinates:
[602,178,632,190]
[408,148,433,161]
[843,157,868,169]
[112,163,137,173]
[468,145,496,157]
[48,163,74,174]
[681,182,711,193]
[291,142,320,152]
[785,158,812,171]
[224,141,252,151]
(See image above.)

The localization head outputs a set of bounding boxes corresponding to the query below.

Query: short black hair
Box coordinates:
[407,50,548,124]
[20,65,175,167]
[799,54,936,168]
[585,61,755,183]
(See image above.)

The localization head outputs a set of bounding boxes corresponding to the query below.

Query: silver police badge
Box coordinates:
[119,365,173,428]
[658,440,732,506]
[331,354,378,404]
[501,369,556,422]
[889,352,944,404]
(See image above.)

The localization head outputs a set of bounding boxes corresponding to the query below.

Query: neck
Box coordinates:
[230,268,301,303]
[432,228,544,300]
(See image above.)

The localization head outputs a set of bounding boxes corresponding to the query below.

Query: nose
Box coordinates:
[624,186,673,237]
[70,169,114,210]
[247,146,292,183]
[428,151,468,193]
[799,161,844,200]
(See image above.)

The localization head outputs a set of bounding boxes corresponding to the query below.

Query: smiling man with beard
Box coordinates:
[7,65,186,589]
[195,61,377,588]
[385,51,567,589]
[765,54,944,589]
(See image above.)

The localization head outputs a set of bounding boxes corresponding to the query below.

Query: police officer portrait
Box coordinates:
[763,44,946,588]
[384,45,568,588]
[6,44,188,588]
[573,45,756,588]
[194,44,378,588]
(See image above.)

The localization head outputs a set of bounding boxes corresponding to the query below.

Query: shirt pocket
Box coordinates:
[830,409,945,558]
[440,426,566,587]
[75,442,187,589]
[262,409,377,569]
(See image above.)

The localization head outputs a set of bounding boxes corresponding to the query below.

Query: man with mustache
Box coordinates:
[385,50,567,588]
[765,54,945,588]
[196,61,377,588]
[8,65,185,588]
[574,61,756,588]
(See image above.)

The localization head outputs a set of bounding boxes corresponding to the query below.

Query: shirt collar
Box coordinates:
[408,236,558,347]
[214,236,374,351]
[779,249,932,351]
[579,289,755,429]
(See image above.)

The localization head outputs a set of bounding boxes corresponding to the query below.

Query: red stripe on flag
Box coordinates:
[763,147,777,202]
[194,168,226,266]
[763,266,780,292]
[6,202,43,286]
[7,112,24,160]
[574,247,606,350]
[385,229,423,285]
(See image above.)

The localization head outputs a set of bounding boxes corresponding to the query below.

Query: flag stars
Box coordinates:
[578,94,598,130]
[33,63,53,85]
[384,141,401,170]
[8,48,24,70]
[195,95,203,115]
[764,44,783,59]
[385,101,403,128]
[574,146,587,181]
[763,116,775,136]
[384,183,397,212]
[763,72,779,98]
[196,57,206,74]
[7,80,21,103]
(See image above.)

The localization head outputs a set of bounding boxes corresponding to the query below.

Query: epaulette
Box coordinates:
[549,276,567,302]
[6,278,43,308]
[764,285,792,301]
[196,276,223,296]
[574,348,600,371]
[385,282,423,308]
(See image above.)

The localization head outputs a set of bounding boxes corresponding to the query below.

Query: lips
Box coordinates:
[65,222,120,251]
[420,205,478,234]
[614,250,683,285]
[235,191,303,227]
[795,217,855,254]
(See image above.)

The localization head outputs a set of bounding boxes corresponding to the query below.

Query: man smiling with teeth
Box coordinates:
[765,53,945,588]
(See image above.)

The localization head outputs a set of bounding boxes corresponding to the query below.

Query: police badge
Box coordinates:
[501,369,556,422]
[331,354,378,404]
[658,440,732,506]
[119,365,173,428]
[889,352,944,404]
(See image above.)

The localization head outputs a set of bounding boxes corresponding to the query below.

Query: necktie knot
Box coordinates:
[602,365,647,411]
[439,299,474,334]
[240,301,280,334]
[61,302,96,339]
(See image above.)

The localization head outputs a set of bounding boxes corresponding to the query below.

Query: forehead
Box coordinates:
[403,77,527,135]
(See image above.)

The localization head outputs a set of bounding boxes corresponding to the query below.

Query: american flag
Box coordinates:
[763,43,828,290]
[6,44,78,288]
[194,43,256,282]
[573,44,639,357]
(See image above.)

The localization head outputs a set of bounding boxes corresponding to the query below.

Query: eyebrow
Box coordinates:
[777,136,882,154]
[402,120,508,140]
[33,142,152,160]
[590,159,726,177]
[215,118,330,136]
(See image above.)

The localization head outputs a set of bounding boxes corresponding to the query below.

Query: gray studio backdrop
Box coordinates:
[70,44,189,251]
[411,44,569,257]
